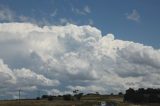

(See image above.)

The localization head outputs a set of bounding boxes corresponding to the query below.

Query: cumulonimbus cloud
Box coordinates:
[0,23,160,98]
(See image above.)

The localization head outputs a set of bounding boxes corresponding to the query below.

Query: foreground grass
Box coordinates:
[0,100,98,106]
[0,95,159,106]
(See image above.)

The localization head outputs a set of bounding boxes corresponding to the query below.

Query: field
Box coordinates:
[0,95,159,106]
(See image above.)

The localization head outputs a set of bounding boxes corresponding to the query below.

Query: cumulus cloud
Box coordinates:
[59,18,78,25]
[126,9,140,22]
[0,59,16,86]
[0,23,160,98]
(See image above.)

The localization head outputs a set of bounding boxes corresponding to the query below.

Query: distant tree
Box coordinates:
[58,95,62,97]
[138,88,145,94]
[63,94,72,101]
[124,88,135,102]
[74,93,83,100]
[73,90,79,95]
[36,97,40,100]
[48,96,54,101]
[41,95,49,99]
[124,88,160,103]
[96,92,100,95]
[110,93,114,96]
[118,92,123,96]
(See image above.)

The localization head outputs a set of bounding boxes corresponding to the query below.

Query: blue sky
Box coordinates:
[0,0,160,48]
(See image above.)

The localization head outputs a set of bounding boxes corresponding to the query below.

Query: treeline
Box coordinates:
[37,93,83,101]
[124,88,160,103]
[62,93,83,101]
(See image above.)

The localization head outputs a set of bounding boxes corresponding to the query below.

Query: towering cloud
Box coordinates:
[0,23,160,98]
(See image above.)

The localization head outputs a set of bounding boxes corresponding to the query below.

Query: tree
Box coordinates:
[124,88,135,102]
[41,95,49,99]
[73,90,79,95]
[63,94,72,101]
[48,96,54,101]
[75,93,83,100]
[124,88,160,103]
[36,97,40,100]
[118,92,123,96]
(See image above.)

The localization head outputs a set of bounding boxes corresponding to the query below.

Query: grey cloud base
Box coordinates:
[0,23,160,99]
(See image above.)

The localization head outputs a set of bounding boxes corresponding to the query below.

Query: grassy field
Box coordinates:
[0,95,159,106]
[0,100,98,106]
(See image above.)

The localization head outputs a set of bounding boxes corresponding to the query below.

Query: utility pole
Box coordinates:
[18,89,21,103]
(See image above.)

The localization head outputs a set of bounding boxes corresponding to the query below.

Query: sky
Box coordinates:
[0,0,160,99]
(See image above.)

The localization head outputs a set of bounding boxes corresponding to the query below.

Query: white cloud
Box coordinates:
[0,23,160,98]
[72,8,86,15]
[59,18,69,25]
[14,68,59,87]
[84,6,91,13]
[0,6,50,26]
[126,9,140,22]
[72,5,91,15]
[0,6,91,26]
[0,6,15,22]
[0,59,16,85]
[59,18,79,25]
[88,19,94,25]
[50,9,57,17]
[0,58,59,98]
